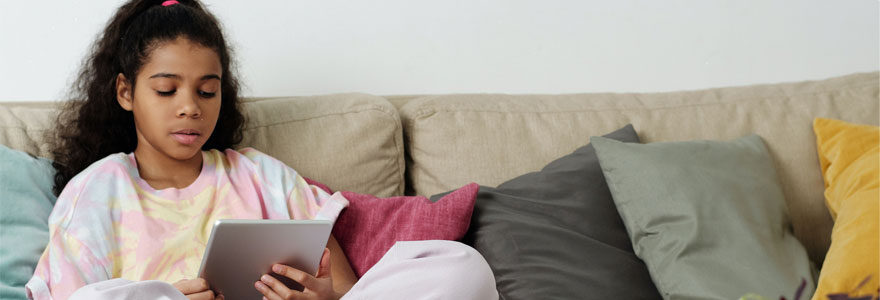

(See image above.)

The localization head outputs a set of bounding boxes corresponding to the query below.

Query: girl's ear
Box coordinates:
[116,73,133,111]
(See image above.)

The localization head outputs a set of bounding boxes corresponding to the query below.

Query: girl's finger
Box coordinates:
[188,289,216,300]
[259,273,305,300]
[254,280,286,300]
[316,248,332,279]
[173,279,210,295]
[271,264,317,290]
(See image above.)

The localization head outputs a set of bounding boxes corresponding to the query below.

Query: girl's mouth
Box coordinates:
[171,129,201,145]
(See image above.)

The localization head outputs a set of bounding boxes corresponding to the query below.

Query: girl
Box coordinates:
[30,0,497,299]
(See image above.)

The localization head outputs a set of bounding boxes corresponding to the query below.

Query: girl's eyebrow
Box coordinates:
[201,74,221,81]
[149,73,221,81]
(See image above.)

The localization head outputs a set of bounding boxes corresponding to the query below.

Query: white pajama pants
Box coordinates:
[67,241,498,300]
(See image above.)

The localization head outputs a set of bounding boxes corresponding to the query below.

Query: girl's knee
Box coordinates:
[348,240,499,299]
[418,241,498,298]
[392,240,487,266]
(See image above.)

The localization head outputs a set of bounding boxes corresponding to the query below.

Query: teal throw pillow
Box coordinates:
[591,134,814,300]
[0,145,57,300]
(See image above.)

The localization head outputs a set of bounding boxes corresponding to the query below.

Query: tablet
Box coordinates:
[197,219,333,299]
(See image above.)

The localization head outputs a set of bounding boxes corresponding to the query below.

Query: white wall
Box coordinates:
[0,0,877,102]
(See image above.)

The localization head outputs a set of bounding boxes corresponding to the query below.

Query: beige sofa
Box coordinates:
[1,71,877,281]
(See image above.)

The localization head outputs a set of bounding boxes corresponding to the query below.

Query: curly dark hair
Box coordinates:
[50,0,245,195]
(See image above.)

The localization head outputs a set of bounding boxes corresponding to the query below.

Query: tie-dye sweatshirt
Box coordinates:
[25,148,349,300]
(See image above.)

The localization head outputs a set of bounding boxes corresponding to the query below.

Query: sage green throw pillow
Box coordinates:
[0,145,57,300]
[591,135,814,300]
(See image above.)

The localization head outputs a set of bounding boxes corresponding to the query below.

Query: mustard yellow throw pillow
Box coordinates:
[812,118,879,300]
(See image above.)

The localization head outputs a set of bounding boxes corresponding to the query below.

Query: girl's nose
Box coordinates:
[177,95,201,118]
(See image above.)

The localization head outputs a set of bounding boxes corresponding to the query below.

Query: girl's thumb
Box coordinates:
[316,248,332,278]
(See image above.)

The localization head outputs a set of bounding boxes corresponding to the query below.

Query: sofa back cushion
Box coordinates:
[399,72,880,265]
[0,93,404,197]
[0,104,56,159]
[238,94,404,197]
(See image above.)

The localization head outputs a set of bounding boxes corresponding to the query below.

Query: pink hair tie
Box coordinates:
[162,0,179,6]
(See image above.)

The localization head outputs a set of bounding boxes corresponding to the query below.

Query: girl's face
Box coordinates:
[116,37,222,162]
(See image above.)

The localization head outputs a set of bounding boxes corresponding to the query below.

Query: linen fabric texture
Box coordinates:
[591,134,815,299]
[400,73,880,265]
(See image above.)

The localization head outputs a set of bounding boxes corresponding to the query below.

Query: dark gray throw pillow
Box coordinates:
[432,124,661,300]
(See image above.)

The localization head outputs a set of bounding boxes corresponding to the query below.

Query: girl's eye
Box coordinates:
[157,90,175,96]
[199,91,217,98]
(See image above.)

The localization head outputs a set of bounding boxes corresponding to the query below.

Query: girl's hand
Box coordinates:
[173,278,223,300]
[255,248,341,300]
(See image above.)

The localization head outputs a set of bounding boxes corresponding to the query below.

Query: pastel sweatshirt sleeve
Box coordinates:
[237,148,349,222]
[26,166,119,300]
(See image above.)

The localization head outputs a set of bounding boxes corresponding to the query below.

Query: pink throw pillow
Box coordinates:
[304,178,478,277]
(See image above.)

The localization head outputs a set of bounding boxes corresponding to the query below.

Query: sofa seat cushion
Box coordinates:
[399,72,880,264]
